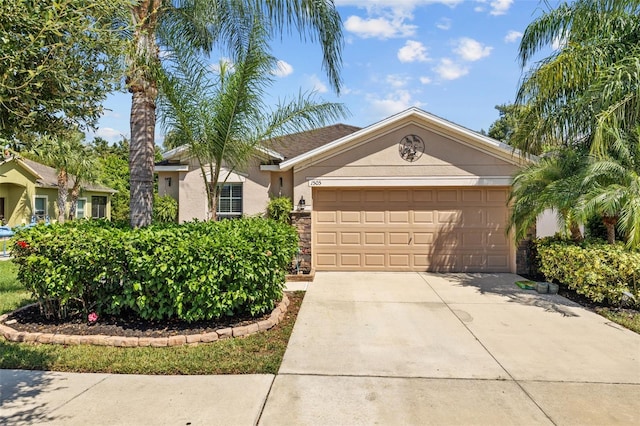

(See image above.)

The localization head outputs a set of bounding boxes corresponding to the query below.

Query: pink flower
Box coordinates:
[88,312,98,323]
[16,241,28,249]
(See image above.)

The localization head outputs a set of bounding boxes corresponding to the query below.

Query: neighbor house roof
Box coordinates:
[20,158,116,194]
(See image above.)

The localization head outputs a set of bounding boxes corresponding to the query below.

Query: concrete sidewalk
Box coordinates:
[2,272,640,425]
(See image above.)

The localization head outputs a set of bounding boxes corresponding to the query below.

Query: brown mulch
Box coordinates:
[3,294,297,338]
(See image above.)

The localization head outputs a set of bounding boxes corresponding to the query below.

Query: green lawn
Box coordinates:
[0,261,33,315]
[0,261,303,374]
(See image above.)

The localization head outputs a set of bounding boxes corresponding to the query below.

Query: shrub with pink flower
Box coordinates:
[87,312,99,323]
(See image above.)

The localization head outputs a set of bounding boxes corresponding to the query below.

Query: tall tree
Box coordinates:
[0,0,129,142]
[126,0,344,228]
[487,104,525,145]
[512,0,640,155]
[158,17,348,220]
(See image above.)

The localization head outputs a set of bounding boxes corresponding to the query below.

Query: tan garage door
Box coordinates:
[313,187,511,272]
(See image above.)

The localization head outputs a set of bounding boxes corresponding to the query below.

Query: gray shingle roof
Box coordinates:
[268,124,361,161]
[20,158,116,193]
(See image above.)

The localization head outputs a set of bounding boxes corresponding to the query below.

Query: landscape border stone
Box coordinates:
[0,294,289,347]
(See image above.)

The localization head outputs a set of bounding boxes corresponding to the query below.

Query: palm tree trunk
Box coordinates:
[69,181,80,220]
[57,169,68,224]
[569,222,583,242]
[603,215,617,244]
[128,1,161,228]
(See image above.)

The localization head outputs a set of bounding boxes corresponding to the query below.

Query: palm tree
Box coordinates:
[30,131,84,223]
[509,147,589,242]
[126,0,343,227]
[158,17,347,220]
[68,144,98,220]
[512,0,640,155]
[581,126,640,247]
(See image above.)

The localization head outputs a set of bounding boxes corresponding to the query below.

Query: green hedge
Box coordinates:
[536,238,640,306]
[11,218,298,322]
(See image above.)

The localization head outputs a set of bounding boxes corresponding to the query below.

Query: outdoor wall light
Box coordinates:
[298,196,306,210]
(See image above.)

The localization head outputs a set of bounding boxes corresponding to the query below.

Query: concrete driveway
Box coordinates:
[260,272,640,425]
[2,272,639,425]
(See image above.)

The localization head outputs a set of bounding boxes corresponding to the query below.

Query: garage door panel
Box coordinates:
[340,232,361,245]
[316,232,337,245]
[340,253,361,267]
[340,190,362,202]
[364,232,385,245]
[340,211,360,223]
[389,211,409,223]
[437,189,458,202]
[316,211,337,223]
[313,187,510,272]
[389,254,410,267]
[413,211,434,223]
[462,189,483,202]
[364,211,385,223]
[389,190,410,202]
[364,190,385,202]
[316,253,338,267]
[413,232,434,245]
[389,232,410,245]
[413,190,434,202]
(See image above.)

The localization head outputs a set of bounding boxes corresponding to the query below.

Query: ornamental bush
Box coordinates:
[536,238,640,306]
[11,218,298,322]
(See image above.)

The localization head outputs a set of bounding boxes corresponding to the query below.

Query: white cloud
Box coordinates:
[434,58,468,80]
[273,60,293,77]
[504,30,523,43]
[211,57,234,73]
[552,34,567,50]
[436,17,452,30]
[489,0,513,16]
[453,37,492,61]
[344,15,416,39]
[386,74,410,88]
[307,74,328,93]
[419,76,432,84]
[397,40,430,63]
[367,89,424,118]
[94,127,124,142]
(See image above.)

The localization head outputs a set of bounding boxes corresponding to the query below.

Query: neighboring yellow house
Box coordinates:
[0,154,115,227]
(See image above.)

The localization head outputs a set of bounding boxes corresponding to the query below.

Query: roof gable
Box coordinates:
[277,107,527,171]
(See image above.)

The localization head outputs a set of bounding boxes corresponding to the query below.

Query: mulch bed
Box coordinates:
[3,295,295,338]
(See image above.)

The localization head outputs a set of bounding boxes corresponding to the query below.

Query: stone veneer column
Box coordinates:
[290,210,311,273]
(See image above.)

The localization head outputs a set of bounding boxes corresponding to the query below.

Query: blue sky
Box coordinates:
[90,0,559,145]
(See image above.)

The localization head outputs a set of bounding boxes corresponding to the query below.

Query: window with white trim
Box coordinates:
[34,196,47,221]
[76,198,87,219]
[216,183,242,219]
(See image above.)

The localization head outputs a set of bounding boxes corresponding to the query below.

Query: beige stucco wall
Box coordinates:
[291,123,521,209]
[172,159,273,222]
[157,171,180,199]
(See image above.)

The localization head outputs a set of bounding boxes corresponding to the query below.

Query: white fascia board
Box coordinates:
[162,145,189,160]
[154,165,189,172]
[306,176,514,187]
[163,144,285,162]
[260,165,281,171]
[257,146,284,161]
